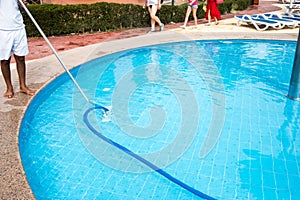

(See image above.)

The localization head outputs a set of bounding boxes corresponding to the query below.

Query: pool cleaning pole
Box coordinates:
[18,0,90,104]
[287,27,300,101]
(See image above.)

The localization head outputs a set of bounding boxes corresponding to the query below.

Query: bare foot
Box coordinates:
[20,87,35,96]
[3,90,14,98]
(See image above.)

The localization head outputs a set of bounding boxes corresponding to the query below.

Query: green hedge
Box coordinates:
[23,0,250,37]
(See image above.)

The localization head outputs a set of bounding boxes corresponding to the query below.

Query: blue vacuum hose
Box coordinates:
[83,106,216,200]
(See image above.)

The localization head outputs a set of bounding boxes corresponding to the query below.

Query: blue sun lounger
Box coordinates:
[252,14,297,28]
[285,4,300,15]
[282,0,300,3]
[262,13,300,26]
[283,12,300,18]
[235,15,284,31]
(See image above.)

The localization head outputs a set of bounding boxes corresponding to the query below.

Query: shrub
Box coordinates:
[232,0,251,11]
[22,0,247,37]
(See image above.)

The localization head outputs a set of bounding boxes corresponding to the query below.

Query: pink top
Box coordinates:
[188,0,198,6]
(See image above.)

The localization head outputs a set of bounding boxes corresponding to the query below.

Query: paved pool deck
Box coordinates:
[0,0,299,199]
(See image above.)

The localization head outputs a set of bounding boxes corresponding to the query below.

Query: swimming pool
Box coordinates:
[19,39,300,200]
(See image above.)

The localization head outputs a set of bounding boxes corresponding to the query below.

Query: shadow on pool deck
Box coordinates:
[0,0,298,199]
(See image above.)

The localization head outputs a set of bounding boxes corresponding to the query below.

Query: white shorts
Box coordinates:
[147,0,158,6]
[0,28,29,60]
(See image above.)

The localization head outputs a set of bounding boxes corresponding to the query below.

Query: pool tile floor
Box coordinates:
[0,0,299,199]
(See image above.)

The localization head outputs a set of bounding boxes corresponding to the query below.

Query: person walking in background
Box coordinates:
[204,0,221,25]
[0,0,35,98]
[143,0,164,32]
[180,0,198,29]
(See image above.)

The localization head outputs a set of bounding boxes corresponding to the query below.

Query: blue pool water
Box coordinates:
[19,40,300,200]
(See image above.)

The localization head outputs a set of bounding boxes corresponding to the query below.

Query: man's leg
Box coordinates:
[14,54,35,96]
[1,57,14,98]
